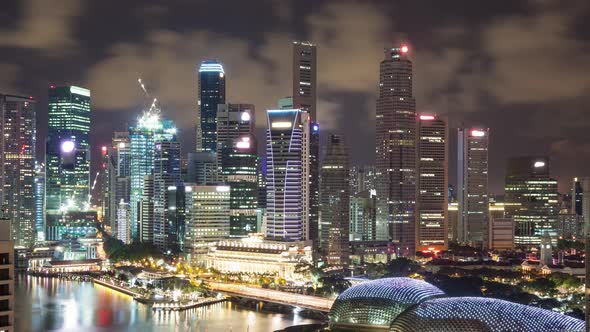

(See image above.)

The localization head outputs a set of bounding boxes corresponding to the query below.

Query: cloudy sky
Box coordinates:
[1,0,589,194]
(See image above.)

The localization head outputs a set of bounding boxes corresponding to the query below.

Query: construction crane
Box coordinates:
[138,77,160,115]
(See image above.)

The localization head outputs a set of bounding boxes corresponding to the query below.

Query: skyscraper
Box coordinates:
[140,175,155,243]
[505,157,559,246]
[0,219,14,331]
[293,41,319,252]
[184,185,230,264]
[45,86,92,249]
[457,128,489,248]
[116,199,130,244]
[112,131,130,238]
[34,163,45,242]
[375,45,417,255]
[216,103,255,156]
[0,95,36,247]
[129,112,175,242]
[572,178,583,216]
[221,137,258,237]
[196,60,226,153]
[152,139,181,251]
[46,86,91,215]
[265,109,310,241]
[320,134,350,266]
[416,114,448,252]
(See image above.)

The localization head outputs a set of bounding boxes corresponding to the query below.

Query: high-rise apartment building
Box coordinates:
[196,60,225,153]
[320,134,350,266]
[457,128,489,248]
[184,185,230,264]
[375,45,417,255]
[505,157,559,246]
[416,114,448,252]
[0,219,14,332]
[46,86,91,214]
[265,109,310,241]
[0,95,36,247]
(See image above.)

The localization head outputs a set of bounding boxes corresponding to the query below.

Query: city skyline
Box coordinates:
[0,1,589,194]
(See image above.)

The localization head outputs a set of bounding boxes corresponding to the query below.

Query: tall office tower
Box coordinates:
[116,199,130,244]
[292,41,316,120]
[216,104,255,156]
[100,144,117,229]
[257,157,267,209]
[375,45,417,255]
[129,112,175,241]
[572,178,583,216]
[0,219,14,332]
[457,128,489,248]
[265,109,310,241]
[0,95,36,247]
[319,135,350,266]
[34,163,45,242]
[140,175,155,243]
[167,185,187,253]
[278,96,293,110]
[416,114,448,252]
[349,189,377,241]
[152,139,181,251]
[505,157,559,246]
[112,132,130,236]
[293,41,319,253]
[196,60,226,153]
[184,185,230,264]
[221,137,258,237]
[447,202,459,242]
[46,86,91,214]
[489,218,514,251]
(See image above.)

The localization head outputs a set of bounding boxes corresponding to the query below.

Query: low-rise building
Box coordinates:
[0,219,14,332]
[206,235,312,281]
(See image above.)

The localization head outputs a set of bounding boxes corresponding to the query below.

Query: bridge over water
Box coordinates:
[209,282,334,312]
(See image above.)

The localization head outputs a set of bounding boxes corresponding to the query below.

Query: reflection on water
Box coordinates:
[14,274,319,332]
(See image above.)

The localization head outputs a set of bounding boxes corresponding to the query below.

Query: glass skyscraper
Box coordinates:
[0,94,36,247]
[45,86,91,214]
[129,112,175,242]
[196,60,225,153]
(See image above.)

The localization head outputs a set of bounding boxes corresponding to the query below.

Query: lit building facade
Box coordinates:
[375,45,417,255]
[186,152,217,185]
[166,185,187,253]
[206,235,312,281]
[221,137,258,237]
[505,157,559,246]
[216,103,255,171]
[416,114,448,252]
[457,128,489,248]
[0,219,14,332]
[129,113,175,241]
[34,163,45,242]
[488,218,514,251]
[320,134,350,266]
[265,109,310,241]
[350,190,377,241]
[0,95,36,247]
[116,200,130,244]
[572,178,583,216]
[196,60,225,153]
[46,86,91,215]
[184,185,230,264]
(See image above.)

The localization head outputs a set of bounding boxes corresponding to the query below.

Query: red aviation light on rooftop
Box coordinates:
[401,45,409,53]
[419,115,435,121]
[50,85,55,89]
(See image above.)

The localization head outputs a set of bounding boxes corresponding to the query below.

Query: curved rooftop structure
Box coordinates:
[329,278,445,331]
[328,278,584,332]
[389,297,585,332]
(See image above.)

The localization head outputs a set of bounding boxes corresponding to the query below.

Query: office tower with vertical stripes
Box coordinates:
[416,114,448,252]
[265,109,310,241]
[457,128,489,247]
[375,45,417,255]
[0,94,36,247]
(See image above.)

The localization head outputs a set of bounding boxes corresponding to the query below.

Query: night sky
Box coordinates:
[1,0,589,194]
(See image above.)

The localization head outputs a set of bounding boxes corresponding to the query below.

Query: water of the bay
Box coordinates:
[14,275,320,332]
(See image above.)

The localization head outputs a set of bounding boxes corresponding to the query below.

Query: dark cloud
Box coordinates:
[0,0,588,196]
